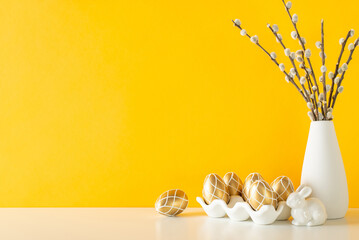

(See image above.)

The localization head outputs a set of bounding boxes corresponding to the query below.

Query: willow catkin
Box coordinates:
[307,111,315,121]
[291,31,298,39]
[338,86,344,93]
[334,77,340,84]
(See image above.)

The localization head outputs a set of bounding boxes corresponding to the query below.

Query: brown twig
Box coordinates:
[232,20,307,102]
[302,62,319,116]
[267,25,309,99]
[267,24,317,119]
[320,20,328,119]
[281,0,321,100]
[328,30,351,106]
[331,39,359,109]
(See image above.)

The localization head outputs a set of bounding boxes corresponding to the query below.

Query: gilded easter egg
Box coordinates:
[155,189,188,216]
[247,179,278,211]
[202,173,230,204]
[242,172,263,201]
[270,176,294,201]
[223,172,243,196]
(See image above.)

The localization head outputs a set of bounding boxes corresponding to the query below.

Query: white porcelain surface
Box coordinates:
[287,185,327,226]
[0,208,357,240]
[276,204,291,220]
[197,196,287,224]
[301,121,348,219]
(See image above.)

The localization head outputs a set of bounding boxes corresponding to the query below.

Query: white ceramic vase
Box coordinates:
[301,121,348,219]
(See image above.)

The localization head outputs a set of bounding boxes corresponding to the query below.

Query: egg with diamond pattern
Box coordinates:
[202,173,230,204]
[155,189,188,216]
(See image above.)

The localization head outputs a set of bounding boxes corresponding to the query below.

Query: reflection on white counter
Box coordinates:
[0,208,357,240]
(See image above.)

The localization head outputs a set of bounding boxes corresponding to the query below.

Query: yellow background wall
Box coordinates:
[0,0,358,207]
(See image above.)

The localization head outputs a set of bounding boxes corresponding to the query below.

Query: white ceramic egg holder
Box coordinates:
[196,196,291,225]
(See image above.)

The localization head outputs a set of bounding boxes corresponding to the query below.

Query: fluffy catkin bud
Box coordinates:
[300,77,306,85]
[284,48,291,56]
[319,93,325,101]
[304,49,311,58]
[250,35,259,43]
[296,50,303,55]
[334,77,340,84]
[279,63,285,71]
[312,86,317,91]
[299,63,305,68]
[290,52,295,60]
[307,102,313,109]
[276,34,282,43]
[327,108,333,112]
[341,63,348,71]
[319,52,326,59]
[296,56,303,62]
[240,29,247,36]
[290,68,296,74]
[338,67,343,74]
[320,65,327,73]
[301,37,306,44]
[291,31,298,39]
[292,14,298,23]
[319,112,324,120]
[285,76,290,83]
[339,38,345,45]
[315,41,322,49]
[310,94,314,99]
[327,112,333,119]
[270,52,277,59]
[317,101,322,108]
[307,111,315,121]
[306,68,312,74]
[328,72,334,79]
[350,29,355,37]
[286,1,292,9]
[338,86,344,93]
[272,24,279,33]
[234,19,241,26]
[348,43,354,51]
[319,76,324,82]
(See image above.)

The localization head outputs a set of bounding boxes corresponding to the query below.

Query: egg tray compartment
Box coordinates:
[196,196,291,225]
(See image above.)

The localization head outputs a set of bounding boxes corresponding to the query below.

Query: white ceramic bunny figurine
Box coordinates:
[286,185,327,226]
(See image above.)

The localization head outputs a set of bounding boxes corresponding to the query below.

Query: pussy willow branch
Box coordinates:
[232,20,307,102]
[281,0,321,99]
[328,30,351,107]
[267,25,317,119]
[301,59,319,115]
[267,25,310,102]
[331,39,359,108]
[321,20,328,119]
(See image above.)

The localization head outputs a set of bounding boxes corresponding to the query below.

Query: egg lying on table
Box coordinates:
[270,176,294,201]
[223,172,243,196]
[247,179,278,211]
[202,173,230,204]
[155,189,188,216]
[242,172,263,201]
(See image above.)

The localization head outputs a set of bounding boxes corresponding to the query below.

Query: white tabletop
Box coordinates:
[0,208,358,240]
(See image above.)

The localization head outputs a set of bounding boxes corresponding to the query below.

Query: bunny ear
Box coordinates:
[298,186,312,198]
[296,184,307,192]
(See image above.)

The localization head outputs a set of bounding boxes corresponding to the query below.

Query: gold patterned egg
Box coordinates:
[247,179,278,211]
[223,172,243,196]
[155,189,188,216]
[270,176,294,201]
[202,173,230,204]
[242,172,263,201]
